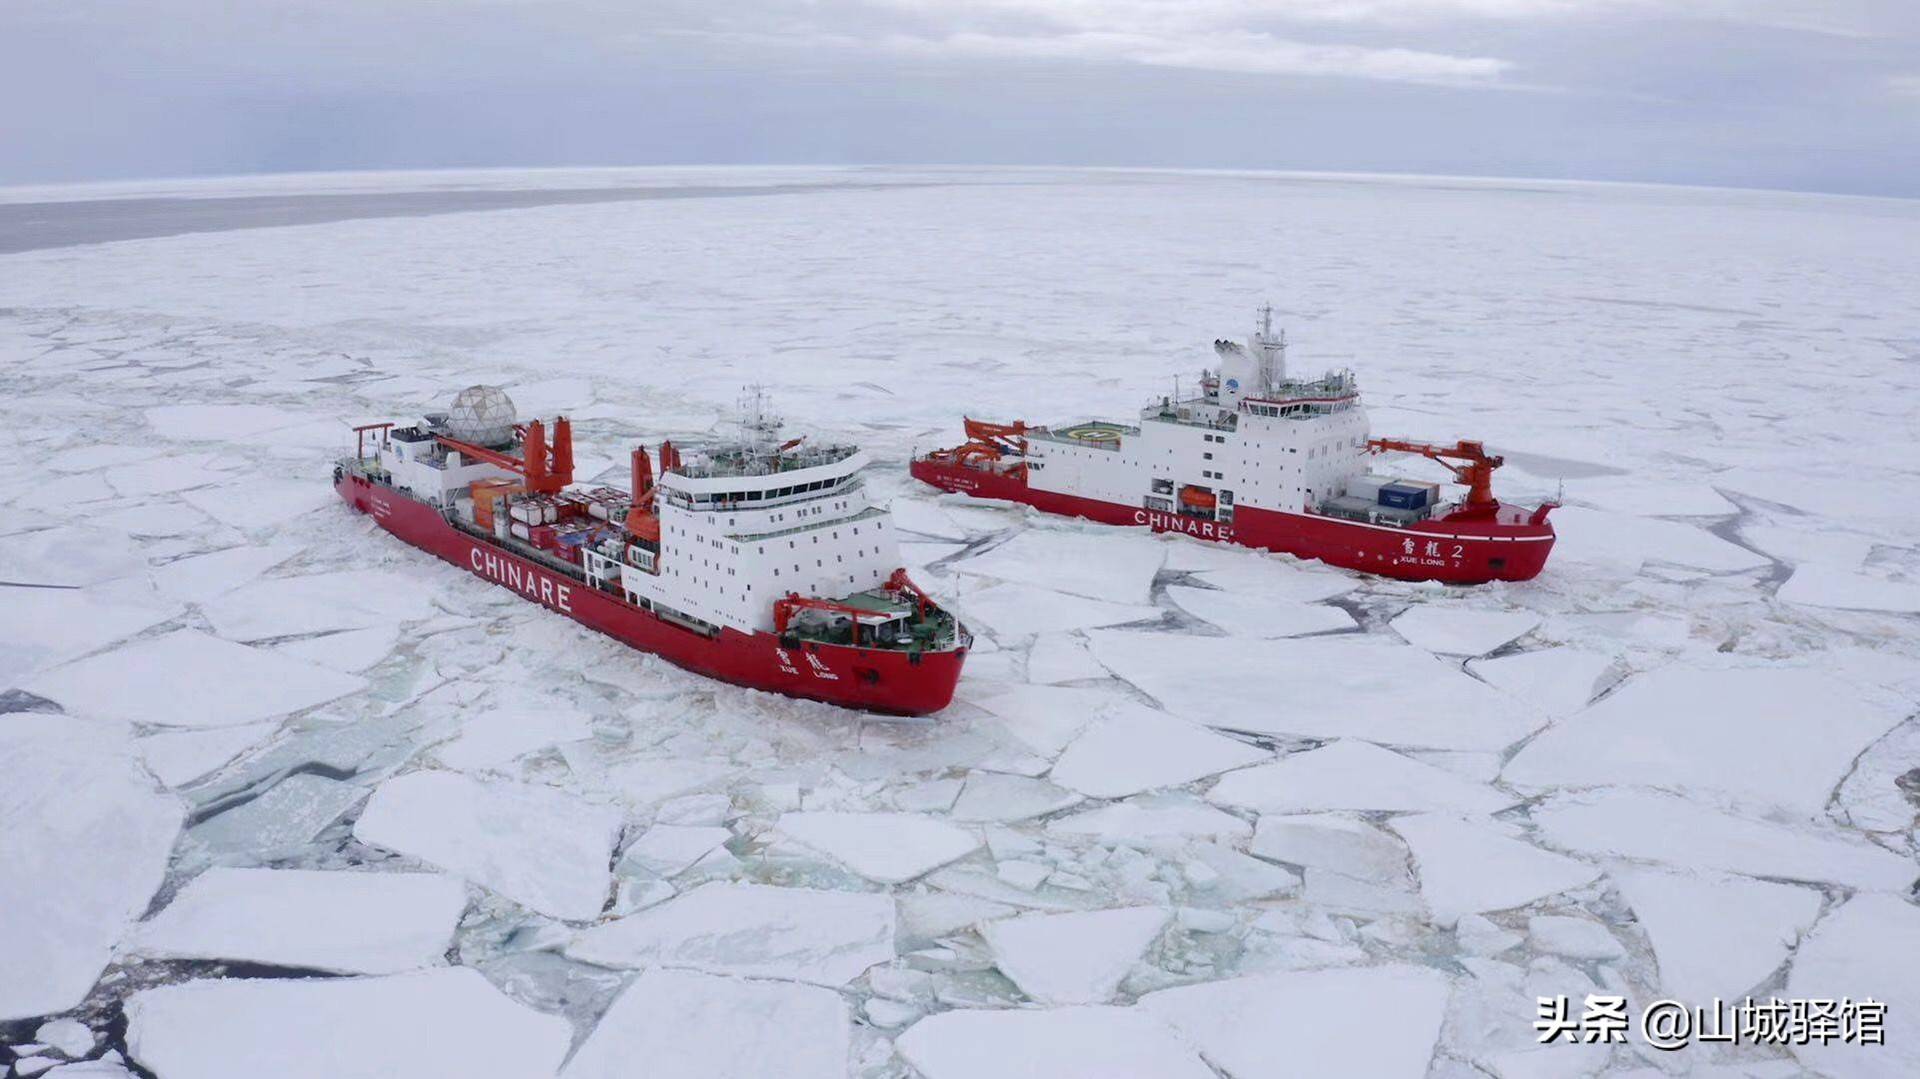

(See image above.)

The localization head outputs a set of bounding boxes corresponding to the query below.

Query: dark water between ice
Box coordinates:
[0,181,932,255]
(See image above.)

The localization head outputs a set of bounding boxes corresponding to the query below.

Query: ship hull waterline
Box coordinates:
[338,475,965,716]
[910,460,1553,584]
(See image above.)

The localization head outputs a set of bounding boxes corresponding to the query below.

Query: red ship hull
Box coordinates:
[338,475,965,715]
[910,460,1552,584]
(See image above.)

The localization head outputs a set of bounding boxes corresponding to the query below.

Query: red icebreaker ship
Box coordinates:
[912,310,1557,584]
[338,387,968,715]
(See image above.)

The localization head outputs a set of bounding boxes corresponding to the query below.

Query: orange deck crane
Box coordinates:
[1367,437,1503,510]
[773,569,939,643]
[436,416,576,494]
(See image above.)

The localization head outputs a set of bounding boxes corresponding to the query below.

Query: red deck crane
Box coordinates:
[436,416,576,494]
[1367,437,1503,509]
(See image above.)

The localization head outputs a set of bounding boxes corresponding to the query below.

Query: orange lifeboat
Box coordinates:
[1179,485,1217,511]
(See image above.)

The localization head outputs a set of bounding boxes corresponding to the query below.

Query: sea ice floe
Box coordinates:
[1389,605,1540,656]
[566,881,894,986]
[145,403,315,442]
[181,479,333,531]
[954,580,1159,637]
[1048,703,1267,798]
[25,628,367,727]
[1611,867,1821,1004]
[0,587,180,688]
[980,906,1169,1005]
[1140,965,1451,1079]
[125,867,467,974]
[189,772,364,861]
[1089,632,1540,751]
[562,968,850,1079]
[776,810,980,883]
[0,715,182,1021]
[1531,788,1916,891]
[34,1018,96,1059]
[966,684,1111,759]
[1046,795,1253,847]
[354,770,623,921]
[201,569,440,642]
[1523,914,1624,961]
[888,498,967,540]
[1503,665,1904,813]
[0,524,142,587]
[1569,478,1738,517]
[270,625,400,672]
[1465,647,1616,718]
[1023,632,1110,684]
[136,722,278,787]
[1162,585,1354,638]
[1208,739,1514,816]
[148,543,299,603]
[1550,506,1770,574]
[1390,814,1600,924]
[897,1004,1215,1079]
[1777,563,1920,613]
[956,528,1166,604]
[123,967,570,1079]
[427,704,594,771]
[1250,813,1411,883]
[1786,893,1920,1079]
[1186,559,1357,603]
[948,770,1083,822]
[618,824,732,878]
[103,454,231,498]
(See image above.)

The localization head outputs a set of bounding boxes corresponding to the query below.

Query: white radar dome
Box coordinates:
[445,385,518,447]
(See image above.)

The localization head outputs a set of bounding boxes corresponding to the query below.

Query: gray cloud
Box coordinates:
[2,0,1915,195]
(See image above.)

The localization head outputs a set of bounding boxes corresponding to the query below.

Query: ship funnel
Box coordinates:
[551,417,575,483]
[524,418,549,488]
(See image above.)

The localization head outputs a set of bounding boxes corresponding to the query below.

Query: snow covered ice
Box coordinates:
[3,165,1918,1075]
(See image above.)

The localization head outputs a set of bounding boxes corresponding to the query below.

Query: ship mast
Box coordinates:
[1253,304,1288,390]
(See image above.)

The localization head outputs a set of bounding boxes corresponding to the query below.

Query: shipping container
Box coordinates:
[1378,483,1430,510]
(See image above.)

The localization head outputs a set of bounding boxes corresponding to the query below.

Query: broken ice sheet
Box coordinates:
[137,722,278,787]
[775,810,980,883]
[1389,813,1599,924]
[980,906,1168,1005]
[1531,788,1916,891]
[1162,584,1355,638]
[953,580,1159,637]
[124,867,468,975]
[566,881,894,986]
[354,770,623,921]
[898,1004,1215,1079]
[1504,664,1907,813]
[1141,965,1451,1079]
[1089,631,1540,751]
[200,569,439,642]
[189,772,366,862]
[123,967,570,1079]
[562,968,851,1079]
[948,770,1082,823]
[0,586,181,688]
[956,527,1166,604]
[1611,867,1821,1004]
[1048,702,1267,798]
[1787,893,1920,1079]
[0,715,182,1021]
[25,628,367,728]
[1209,739,1514,816]
[1389,604,1540,656]
[1777,562,1920,613]
[1465,646,1616,718]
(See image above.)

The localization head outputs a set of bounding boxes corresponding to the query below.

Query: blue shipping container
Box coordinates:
[1378,483,1429,510]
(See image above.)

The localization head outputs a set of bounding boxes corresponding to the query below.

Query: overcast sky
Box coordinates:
[5,0,1917,196]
